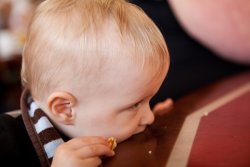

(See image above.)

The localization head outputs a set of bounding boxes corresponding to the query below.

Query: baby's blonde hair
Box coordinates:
[21,0,169,101]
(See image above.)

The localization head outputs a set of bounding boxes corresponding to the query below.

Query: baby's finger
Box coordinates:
[79,157,102,167]
[65,136,110,149]
[52,153,102,167]
[153,98,174,116]
[76,143,115,158]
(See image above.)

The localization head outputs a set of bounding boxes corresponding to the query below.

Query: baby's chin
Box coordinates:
[134,126,146,135]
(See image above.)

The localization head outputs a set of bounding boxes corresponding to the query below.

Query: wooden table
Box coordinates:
[102,70,250,167]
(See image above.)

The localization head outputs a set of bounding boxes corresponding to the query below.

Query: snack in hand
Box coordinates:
[108,137,117,150]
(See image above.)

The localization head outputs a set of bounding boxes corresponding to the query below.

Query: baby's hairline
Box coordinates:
[21,0,170,102]
[32,57,169,109]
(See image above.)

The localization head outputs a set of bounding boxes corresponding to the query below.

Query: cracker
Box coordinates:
[108,137,117,150]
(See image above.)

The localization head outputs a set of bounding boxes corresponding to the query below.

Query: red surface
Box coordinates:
[102,71,250,167]
[188,91,250,167]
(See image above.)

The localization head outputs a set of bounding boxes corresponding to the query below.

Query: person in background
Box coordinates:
[130,0,250,106]
[168,0,250,64]
[0,0,172,166]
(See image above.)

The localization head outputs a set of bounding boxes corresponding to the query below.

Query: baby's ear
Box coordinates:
[47,92,77,125]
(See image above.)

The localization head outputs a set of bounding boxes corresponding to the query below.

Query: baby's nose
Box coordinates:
[140,106,155,126]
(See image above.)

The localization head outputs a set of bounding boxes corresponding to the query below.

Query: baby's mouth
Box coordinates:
[134,126,146,135]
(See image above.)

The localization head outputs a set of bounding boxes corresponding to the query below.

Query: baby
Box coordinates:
[20,0,170,166]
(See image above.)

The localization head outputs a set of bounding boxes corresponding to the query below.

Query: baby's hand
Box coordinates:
[51,136,115,167]
[153,98,174,116]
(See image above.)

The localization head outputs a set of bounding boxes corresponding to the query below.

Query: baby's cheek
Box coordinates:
[112,111,142,141]
[116,123,142,142]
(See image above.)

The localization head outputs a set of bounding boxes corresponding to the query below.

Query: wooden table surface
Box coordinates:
[102,70,250,167]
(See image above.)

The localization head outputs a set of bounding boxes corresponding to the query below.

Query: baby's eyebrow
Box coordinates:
[121,98,143,110]
[121,91,155,110]
[125,95,151,108]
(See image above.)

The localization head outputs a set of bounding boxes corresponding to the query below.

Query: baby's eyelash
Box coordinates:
[132,103,140,109]
[131,101,143,110]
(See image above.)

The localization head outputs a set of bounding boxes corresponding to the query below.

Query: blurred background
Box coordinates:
[0,0,43,113]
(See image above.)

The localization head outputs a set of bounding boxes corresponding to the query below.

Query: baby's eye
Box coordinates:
[131,101,142,110]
